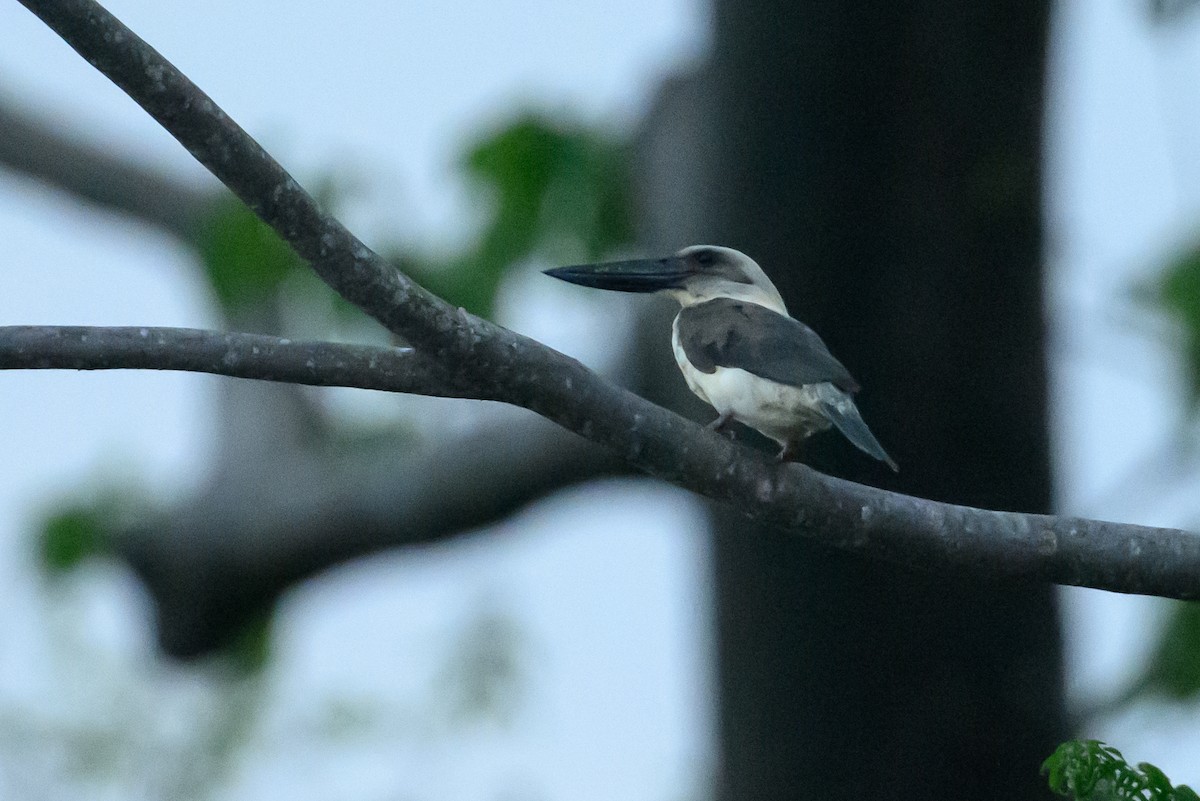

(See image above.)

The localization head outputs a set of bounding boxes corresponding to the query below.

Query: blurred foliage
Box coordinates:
[395,111,635,319]
[195,197,308,313]
[25,111,631,799]
[0,667,267,800]
[224,613,274,676]
[1133,601,1200,700]
[193,112,634,327]
[40,505,107,573]
[1152,245,1200,405]
[1134,245,1200,714]
[38,488,274,676]
[39,491,147,575]
[1044,740,1199,801]
[37,110,634,673]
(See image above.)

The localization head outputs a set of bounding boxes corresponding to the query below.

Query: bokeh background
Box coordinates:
[2,0,1200,798]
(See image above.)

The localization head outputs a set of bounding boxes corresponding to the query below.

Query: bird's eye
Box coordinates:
[696,251,715,266]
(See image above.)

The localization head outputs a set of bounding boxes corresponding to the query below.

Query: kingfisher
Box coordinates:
[544,245,898,471]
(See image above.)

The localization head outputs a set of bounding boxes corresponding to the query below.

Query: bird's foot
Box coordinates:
[707,412,736,438]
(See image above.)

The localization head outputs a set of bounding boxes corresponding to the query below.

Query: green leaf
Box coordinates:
[402,111,634,319]
[1139,601,1200,699]
[1173,785,1200,801]
[463,112,633,260]
[1044,740,1191,801]
[1153,245,1200,405]
[195,197,305,311]
[1144,763,1175,794]
[37,490,150,575]
[1042,746,1068,792]
[222,613,272,676]
[190,116,633,322]
[40,505,106,573]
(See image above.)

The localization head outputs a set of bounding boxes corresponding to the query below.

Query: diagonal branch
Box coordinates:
[13,0,1200,601]
[17,0,464,354]
[0,325,473,398]
[4,323,1200,602]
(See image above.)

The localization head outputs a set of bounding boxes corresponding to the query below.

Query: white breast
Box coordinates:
[671,314,834,446]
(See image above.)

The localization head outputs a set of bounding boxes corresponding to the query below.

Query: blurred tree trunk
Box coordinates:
[639,2,1063,799]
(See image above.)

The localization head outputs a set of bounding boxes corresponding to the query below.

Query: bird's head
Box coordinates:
[544,245,787,313]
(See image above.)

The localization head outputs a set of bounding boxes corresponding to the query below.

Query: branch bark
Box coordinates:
[0,325,470,397]
[3,325,1199,601]
[0,323,626,656]
[12,0,1200,602]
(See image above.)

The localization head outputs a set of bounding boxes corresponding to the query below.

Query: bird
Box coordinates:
[544,245,898,471]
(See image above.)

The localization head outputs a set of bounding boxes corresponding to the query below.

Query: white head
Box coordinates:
[543,244,788,315]
[665,245,787,313]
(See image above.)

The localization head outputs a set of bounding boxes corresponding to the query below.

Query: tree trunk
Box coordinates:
[640,2,1064,798]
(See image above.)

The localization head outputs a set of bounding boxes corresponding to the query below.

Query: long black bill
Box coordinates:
[543,257,690,293]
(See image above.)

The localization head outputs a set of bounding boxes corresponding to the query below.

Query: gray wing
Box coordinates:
[677,298,860,393]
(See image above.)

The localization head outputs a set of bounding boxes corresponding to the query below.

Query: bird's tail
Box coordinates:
[818,398,899,472]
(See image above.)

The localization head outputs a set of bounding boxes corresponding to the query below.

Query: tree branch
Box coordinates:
[13,0,1200,601]
[4,325,1200,602]
[0,324,626,657]
[0,96,217,240]
[122,416,621,657]
[0,325,471,398]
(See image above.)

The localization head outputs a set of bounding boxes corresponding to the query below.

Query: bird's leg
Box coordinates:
[707,411,735,438]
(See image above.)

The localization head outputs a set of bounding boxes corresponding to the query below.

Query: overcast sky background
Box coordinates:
[2,0,1200,797]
